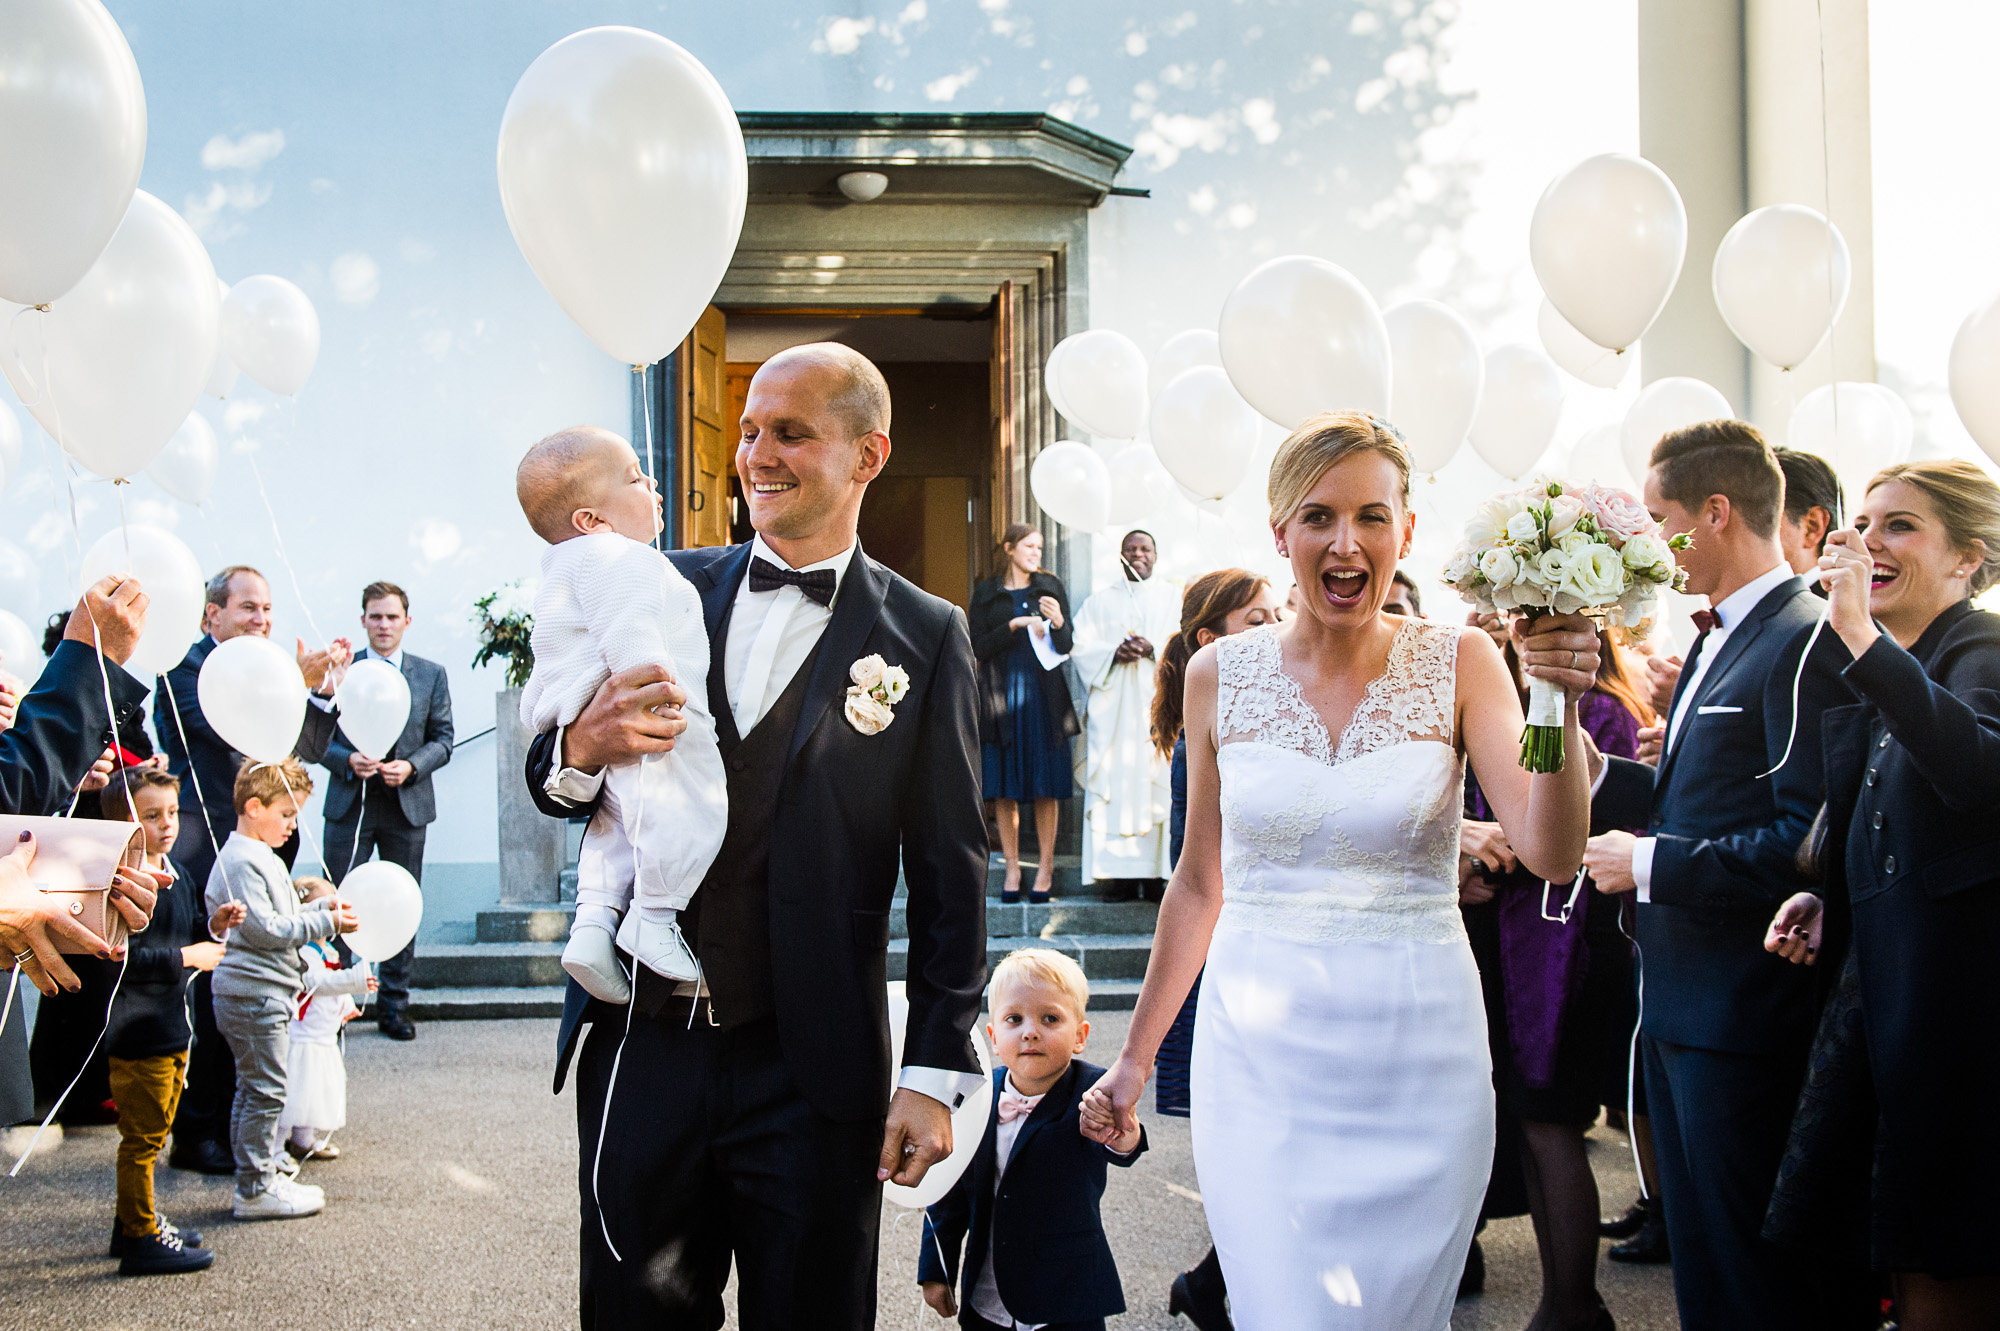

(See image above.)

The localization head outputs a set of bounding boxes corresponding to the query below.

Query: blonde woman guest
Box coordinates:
[1082,412,1601,1330]
[1766,461,2000,1331]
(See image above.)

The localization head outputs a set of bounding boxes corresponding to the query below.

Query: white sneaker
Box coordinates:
[232,1175,324,1221]
[618,909,699,983]
[562,923,631,1004]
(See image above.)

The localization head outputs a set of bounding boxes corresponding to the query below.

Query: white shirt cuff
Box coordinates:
[308,693,334,711]
[1632,836,1656,904]
[543,726,606,804]
[897,1064,988,1110]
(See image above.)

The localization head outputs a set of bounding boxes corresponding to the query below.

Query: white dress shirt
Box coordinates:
[1633,563,1795,899]
[543,536,980,1111]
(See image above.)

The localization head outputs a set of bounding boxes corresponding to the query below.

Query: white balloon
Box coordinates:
[1150,366,1261,501]
[1042,339,1077,423]
[221,276,319,397]
[1103,444,1178,531]
[1949,293,2000,468]
[1712,205,1850,371]
[1620,377,1733,481]
[202,277,238,399]
[197,635,306,765]
[0,538,36,619]
[335,658,412,763]
[0,609,41,689]
[1029,440,1110,534]
[0,0,146,306]
[148,412,218,505]
[1530,154,1686,352]
[81,524,205,680]
[1564,423,1635,490]
[1219,255,1391,428]
[498,26,747,366]
[883,980,993,1210]
[0,192,219,480]
[0,401,18,493]
[1468,345,1565,479]
[1537,299,1633,389]
[1788,382,1903,490]
[1385,300,1483,472]
[1148,329,1223,401]
[338,859,424,963]
[1053,330,1149,441]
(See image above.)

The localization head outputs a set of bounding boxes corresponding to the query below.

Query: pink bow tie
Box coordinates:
[996,1087,1042,1124]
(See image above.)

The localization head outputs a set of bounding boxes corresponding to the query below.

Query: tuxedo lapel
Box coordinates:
[786,548,889,768]
[1657,580,1801,789]
[1008,1061,1078,1164]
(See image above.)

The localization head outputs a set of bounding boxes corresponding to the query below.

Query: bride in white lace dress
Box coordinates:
[1084,413,1602,1330]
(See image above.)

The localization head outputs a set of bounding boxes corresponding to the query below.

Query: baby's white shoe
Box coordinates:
[616,909,700,983]
[562,923,630,1004]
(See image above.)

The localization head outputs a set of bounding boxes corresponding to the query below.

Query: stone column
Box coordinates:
[494,686,564,903]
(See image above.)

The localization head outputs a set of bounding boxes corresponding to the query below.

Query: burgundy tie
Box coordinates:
[1690,609,1718,632]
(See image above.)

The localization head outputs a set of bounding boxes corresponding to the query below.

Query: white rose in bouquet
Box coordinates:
[1478,547,1522,588]
[1548,493,1587,537]
[1533,547,1571,589]
[1505,510,1542,545]
[1621,531,1672,574]
[1563,545,1627,605]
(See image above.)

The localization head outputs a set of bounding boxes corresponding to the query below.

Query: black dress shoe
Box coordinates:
[167,1138,235,1176]
[118,1227,214,1276]
[110,1215,204,1257]
[999,887,1022,905]
[379,1014,417,1041]
[1607,1210,1670,1264]
[1600,1196,1651,1239]
[1457,1235,1485,1298]
[1100,879,1139,903]
[1168,1248,1233,1331]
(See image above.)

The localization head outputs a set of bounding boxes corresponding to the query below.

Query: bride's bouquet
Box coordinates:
[1443,479,1689,772]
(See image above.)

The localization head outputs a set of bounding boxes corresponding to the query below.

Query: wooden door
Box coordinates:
[683,305,731,547]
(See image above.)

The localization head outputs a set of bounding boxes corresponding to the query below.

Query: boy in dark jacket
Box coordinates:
[102,765,243,1276]
[920,949,1146,1331]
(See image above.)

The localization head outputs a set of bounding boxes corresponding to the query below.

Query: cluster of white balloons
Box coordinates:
[0,0,322,498]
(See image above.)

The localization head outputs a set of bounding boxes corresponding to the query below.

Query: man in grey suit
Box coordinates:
[321,580,453,1041]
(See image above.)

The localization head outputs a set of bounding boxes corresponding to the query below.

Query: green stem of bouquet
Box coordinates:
[1519,722,1566,774]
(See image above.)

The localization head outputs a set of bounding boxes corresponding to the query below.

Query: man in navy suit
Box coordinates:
[320,580,453,1041]
[523,343,988,1329]
[1585,420,1852,1330]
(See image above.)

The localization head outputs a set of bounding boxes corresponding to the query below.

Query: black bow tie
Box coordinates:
[747,557,837,607]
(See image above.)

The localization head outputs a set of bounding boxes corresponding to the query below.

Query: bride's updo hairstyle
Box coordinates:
[1267,411,1413,526]
[1864,458,2000,594]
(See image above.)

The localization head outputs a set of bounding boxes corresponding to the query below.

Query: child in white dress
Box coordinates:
[516,426,729,1004]
[280,877,374,1162]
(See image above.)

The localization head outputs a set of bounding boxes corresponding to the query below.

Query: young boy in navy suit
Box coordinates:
[919,949,1146,1331]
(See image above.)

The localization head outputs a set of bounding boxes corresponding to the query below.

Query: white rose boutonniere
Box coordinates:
[844,654,910,735]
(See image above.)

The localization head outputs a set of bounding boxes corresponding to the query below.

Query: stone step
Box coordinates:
[477,903,576,943]
[412,942,566,989]
[887,933,1155,984]
[404,986,567,1021]
[890,896,1155,940]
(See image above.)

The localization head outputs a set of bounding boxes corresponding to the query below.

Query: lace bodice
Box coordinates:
[1210,622,1466,945]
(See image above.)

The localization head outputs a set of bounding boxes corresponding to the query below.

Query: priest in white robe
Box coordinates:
[1070,530,1181,901]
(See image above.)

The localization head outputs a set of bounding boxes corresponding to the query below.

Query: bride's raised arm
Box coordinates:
[1457,614,1601,883]
[1080,642,1227,1142]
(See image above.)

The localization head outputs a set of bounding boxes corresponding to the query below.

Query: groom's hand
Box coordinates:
[878,1088,951,1187]
[564,666,687,773]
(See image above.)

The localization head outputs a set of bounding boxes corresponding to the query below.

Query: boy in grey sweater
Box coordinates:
[207,758,358,1220]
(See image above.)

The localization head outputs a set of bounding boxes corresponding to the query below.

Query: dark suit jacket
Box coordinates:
[918,1059,1147,1326]
[320,649,454,826]
[0,641,150,817]
[968,571,1079,745]
[1596,576,1852,1054]
[527,542,989,1123]
[154,635,339,867]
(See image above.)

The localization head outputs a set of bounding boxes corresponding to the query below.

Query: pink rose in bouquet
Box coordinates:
[1582,485,1654,543]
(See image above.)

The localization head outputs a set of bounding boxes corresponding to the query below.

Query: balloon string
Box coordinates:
[1815,0,1841,434]
[243,446,329,650]
[158,671,223,859]
[270,760,326,876]
[341,774,367,883]
[1758,582,1831,780]
[8,947,130,1178]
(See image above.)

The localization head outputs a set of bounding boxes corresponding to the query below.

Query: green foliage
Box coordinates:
[471,584,535,690]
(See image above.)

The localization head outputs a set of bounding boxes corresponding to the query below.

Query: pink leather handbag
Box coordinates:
[0,816,146,954]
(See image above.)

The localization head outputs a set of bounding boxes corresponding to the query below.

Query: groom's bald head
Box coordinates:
[758,343,891,443]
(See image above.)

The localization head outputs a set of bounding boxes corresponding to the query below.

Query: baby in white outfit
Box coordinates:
[515,427,728,1004]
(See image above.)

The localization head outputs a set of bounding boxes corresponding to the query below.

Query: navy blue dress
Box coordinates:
[980,587,1075,802]
[1156,733,1197,1117]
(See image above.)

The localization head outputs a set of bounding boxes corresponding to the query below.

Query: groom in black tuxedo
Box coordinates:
[1585,420,1855,1330]
[525,343,989,1329]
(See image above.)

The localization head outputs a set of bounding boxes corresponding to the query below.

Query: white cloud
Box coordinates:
[420,328,454,360]
[1187,185,1218,216]
[201,129,285,172]
[1242,97,1281,144]
[330,252,380,307]
[182,180,272,242]
[1225,202,1258,229]
[1125,32,1148,56]
[128,498,179,529]
[925,66,980,102]
[25,513,67,554]
[410,518,461,565]
[817,16,875,55]
[1066,75,1091,96]
[224,401,267,434]
[898,0,927,21]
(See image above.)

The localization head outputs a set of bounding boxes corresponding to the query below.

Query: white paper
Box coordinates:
[1029,620,1070,672]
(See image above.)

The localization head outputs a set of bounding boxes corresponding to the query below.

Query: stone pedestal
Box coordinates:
[495,686,564,903]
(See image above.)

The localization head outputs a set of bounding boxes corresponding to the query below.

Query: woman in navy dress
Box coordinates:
[970,524,1078,903]
[1146,567,1279,1331]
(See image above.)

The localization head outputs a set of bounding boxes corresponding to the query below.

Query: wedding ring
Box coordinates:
[12,949,32,965]
[1569,650,1579,669]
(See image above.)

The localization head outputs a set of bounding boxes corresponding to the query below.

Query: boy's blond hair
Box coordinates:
[292,875,335,904]
[991,948,1089,1019]
[232,757,313,815]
